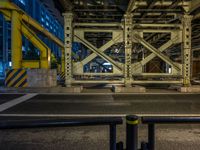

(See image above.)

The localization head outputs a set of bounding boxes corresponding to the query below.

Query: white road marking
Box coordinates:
[0,94,38,112]
[1,114,200,117]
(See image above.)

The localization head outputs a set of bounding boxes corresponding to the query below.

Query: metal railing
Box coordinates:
[1,116,200,150]
[140,116,200,150]
[0,117,123,150]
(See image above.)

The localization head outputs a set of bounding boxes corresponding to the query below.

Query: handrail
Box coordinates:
[142,116,200,124]
[141,116,200,150]
[0,117,122,129]
[2,116,200,150]
[0,117,123,150]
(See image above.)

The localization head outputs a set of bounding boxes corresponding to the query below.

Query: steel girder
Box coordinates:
[127,0,190,13]
[21,22,51,69]
[132,31,182,76]
[11,10,22,69]
[189,0,200,13]
[63,12,73,87]
[73,30,123,75]
[64,19,192,85]
[124,14,133,87]
[0,9,51,69]
[182,14,193,86]
[132,30,182,73]
[63,0,193,86]
[73,29,123,75]
[0,0,65,70]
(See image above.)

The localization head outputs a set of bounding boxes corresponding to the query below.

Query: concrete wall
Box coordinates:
[27,69,57,87]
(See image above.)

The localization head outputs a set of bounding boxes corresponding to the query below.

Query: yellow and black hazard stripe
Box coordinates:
[58,72,65,81]
[5,69,28,87]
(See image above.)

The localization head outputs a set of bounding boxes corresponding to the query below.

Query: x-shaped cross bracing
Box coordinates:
[132,33,181,73]
[73,30,123,73]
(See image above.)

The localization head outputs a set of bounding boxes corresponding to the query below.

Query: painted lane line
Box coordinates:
[1,114,200,117]
[0,94,38,112]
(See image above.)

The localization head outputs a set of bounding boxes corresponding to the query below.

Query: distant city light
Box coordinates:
[103,62,111,66]
[115,48,120,53]
[9,62,12,67]
[169,67,172,74]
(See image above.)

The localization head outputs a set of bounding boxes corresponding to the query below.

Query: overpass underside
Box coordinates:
[61,0,200,92]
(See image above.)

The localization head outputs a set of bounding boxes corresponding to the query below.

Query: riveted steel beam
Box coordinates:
[182,14,193,86]
[124,13,133,87]
[63,12,73,87]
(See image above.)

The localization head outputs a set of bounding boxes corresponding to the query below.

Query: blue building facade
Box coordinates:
[0,0,64,79]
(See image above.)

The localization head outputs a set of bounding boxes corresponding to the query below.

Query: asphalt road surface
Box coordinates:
[0,93,200,150]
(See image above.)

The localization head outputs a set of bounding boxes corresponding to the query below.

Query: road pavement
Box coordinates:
[0,93,200,150]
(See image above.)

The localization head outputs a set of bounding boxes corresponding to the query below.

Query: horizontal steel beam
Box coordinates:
[72,80,124,84]
[133,73,182,77]
[133,24,181,28]
[73,73,123,76]
[74,23,122,27]
[132,80,183,84]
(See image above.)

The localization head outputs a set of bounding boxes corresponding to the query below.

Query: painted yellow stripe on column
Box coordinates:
[22,82,28,87]
[7,70,25,87]
[14,74,27,87]
[5,70,18,84]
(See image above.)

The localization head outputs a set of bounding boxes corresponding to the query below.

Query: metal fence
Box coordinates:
[1,116,200,150]
[0,117,123,150]
[140,116,200,150]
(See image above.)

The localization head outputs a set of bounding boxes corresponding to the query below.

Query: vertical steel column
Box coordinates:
[61,48,65,73]
[182,14,193,86]
[63,12,73,87]
[124,14,133,87]
[11,10,22,69]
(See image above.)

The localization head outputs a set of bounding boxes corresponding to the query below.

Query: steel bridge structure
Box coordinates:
[60,0,200,88]
[1,0,200,90]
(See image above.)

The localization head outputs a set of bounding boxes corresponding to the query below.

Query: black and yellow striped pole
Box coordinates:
[126,115,139,150]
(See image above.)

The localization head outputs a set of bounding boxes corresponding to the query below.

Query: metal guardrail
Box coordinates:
[141,116,200,150]
[1,116,200,150]
[0,117,123,150]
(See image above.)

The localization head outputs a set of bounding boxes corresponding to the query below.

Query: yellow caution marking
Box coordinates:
[5,69,28,87]
[126,120,139,125]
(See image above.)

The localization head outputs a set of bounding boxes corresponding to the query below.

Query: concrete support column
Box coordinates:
[63,12,73,87]
[182,14,193,86]
[11,10,22,69]
[124,14,133,87]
